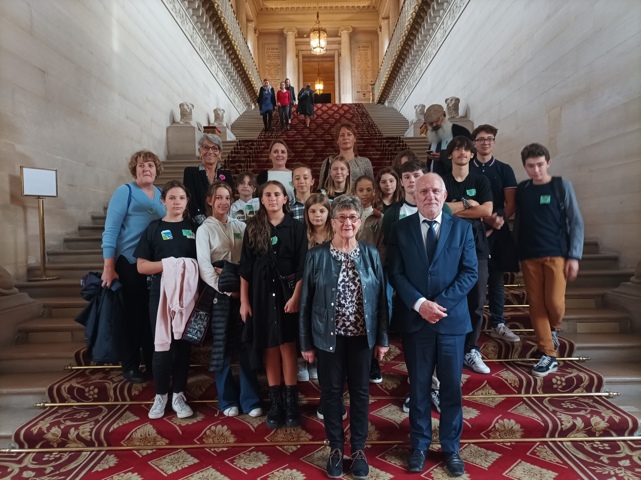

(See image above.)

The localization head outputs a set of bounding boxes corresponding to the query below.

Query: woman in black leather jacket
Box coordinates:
[299,195,389,479]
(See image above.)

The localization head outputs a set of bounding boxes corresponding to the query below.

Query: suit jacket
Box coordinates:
[388,211,478,335]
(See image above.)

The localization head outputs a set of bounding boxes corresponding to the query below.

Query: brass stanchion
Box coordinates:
[34,391,619,408]
[3,436,639,454]
[29,196,59,281]
[484,356,590,363]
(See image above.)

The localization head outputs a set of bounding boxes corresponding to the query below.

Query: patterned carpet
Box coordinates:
[2,289,640,479]
[227,104,407,177]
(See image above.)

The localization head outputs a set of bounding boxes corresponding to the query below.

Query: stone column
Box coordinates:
[389,0,399,35]
[235,0,246,36]
[339,26,353,103]
[283,27,298,87]
[247,21,257,61]
[380,19,390,64]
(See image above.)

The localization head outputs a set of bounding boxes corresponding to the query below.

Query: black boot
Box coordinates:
[285,385,301,428]
[266,385,285,429]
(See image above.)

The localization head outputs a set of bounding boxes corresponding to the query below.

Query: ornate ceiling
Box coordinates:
[252,1,382,13]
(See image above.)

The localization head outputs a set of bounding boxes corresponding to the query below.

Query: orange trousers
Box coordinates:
[520,257,567,357]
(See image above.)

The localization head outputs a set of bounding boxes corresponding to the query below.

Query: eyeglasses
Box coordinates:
[201,145,221,152]
[334,215,361,224]
[474,137,495,144]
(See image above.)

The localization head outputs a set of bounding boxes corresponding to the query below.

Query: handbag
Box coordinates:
[183,284,216,345]
[212,260,241,293]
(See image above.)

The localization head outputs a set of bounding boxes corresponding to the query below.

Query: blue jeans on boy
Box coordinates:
[215,350,261,413]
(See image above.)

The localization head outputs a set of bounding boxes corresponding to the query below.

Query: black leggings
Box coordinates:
[149,279,192,395]
[114,256,153,372]
[262,110,273,129]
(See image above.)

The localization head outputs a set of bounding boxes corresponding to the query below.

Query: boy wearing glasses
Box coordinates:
[470,125,520,343]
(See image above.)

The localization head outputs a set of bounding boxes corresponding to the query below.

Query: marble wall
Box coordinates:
[0,0,241,278]
[397,0,641,267]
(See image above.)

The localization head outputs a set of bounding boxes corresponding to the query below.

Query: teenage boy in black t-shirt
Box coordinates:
[442,136,493,375]
[470,125,520,343]
[515,143,584,377]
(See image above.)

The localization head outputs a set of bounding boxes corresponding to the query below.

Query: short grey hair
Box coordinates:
[198,133,223,150]
[330,195,363,219]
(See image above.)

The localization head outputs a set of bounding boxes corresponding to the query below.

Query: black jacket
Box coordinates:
[75,272,123,363]
[299,242,389,353]
[183,166,234,223]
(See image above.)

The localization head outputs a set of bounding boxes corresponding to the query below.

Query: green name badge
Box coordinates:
[540,195,551,204]
[466,188,477,197]
[234,232,242,240]
[271,236,278,245]
[182,229,195,239]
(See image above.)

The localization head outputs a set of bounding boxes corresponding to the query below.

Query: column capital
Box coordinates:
[338,26,353,35]
[283,27,298,37]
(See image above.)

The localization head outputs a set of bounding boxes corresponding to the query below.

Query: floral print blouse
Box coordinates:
[330,244,366,336]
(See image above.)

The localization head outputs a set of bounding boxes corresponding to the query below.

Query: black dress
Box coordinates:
[183,165,234,223]
[239,214,307,350]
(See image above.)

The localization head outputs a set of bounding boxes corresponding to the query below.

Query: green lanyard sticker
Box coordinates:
[540,195,551,204]
[234,232,242,240]
[466,188,476,197]
[271,236,278,245]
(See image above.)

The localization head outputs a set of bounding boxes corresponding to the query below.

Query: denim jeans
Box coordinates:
[215,348,261,413]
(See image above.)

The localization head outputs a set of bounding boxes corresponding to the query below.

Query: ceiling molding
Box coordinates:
[254,0,381,13]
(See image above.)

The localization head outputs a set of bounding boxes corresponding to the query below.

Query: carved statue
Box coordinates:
[445,97,461,118]
[414,104,426,123]
[0,266,18,296]
[213,108,225,125]
[177,102,194,124]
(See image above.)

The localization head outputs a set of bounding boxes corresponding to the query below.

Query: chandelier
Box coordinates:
[314,63,324,94]
[310,10,327,55]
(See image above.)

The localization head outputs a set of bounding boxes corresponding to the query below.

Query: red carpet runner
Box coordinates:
[2,294,640,479]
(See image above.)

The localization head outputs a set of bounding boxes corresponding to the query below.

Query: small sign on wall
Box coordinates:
[20,167,58,197]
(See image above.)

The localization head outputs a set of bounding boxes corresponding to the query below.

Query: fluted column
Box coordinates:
[283,27,298,87]
[379,19,390,64]
[339,26,353,103]
[247,21,257,61]
[389,0,399,35]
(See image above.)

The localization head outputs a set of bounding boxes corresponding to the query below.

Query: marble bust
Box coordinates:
[445,97,461,118]
[0,266,18,295]
[413,104,426,123]
[213,108,225,125]
[177,102,194,124]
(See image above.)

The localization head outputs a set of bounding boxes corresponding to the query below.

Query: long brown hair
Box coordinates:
[161,180,190,219]
[304,194,333,248]
[375,167,402,205]
[245,181,291,254]
[334,122,358,156]
[324,156,352,198]
[204,181,233,217]
[354,175,382,211]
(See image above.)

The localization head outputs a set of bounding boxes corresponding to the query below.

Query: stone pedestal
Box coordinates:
[166,124,198,160]
[605,282,641,333]
[215,125,236,141]
[405,122,423,137]
[0,293,41,347]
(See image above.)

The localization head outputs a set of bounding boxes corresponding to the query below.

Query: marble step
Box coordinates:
[565,287,608,308]
[564,332,641,363]
[0,372,64,408]
[77,224,105,237]
[47,248,103,264]
[40,297,87,318]
[28,263,102,280]
[91,214,106,227]
[16,317,84,344]
[0,406,43,447]
[561,307,630,333]
[15,279,82,298]
[579,253,620,270]
[63,235,102,250]
[0,342,84,373]
[589,361,641,422]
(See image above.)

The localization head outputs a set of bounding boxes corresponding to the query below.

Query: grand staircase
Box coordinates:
[2,103,640,447]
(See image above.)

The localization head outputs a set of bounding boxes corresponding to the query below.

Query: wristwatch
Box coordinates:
[462,198,471,210]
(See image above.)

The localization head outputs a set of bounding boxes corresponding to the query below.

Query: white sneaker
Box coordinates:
[149,393,168,419]
[402,396,410,413]
[490,324,520,343]
[464,350,491,374]
[297,359,310,382]
[223,406,239,417]
[248,407,263,418]
[172,392,193,419]
[308,362,318,380]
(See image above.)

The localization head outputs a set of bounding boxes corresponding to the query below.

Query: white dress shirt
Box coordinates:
[412,211,443,313]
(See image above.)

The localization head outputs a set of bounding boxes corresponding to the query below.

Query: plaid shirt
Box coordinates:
[291,199,305,223]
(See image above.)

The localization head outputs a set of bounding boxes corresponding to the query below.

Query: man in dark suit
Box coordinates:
[388,173,478,476]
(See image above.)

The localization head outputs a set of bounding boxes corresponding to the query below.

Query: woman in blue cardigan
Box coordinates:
[101,150,166,384]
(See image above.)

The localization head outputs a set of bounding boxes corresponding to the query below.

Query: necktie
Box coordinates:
[424,220,437,263]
